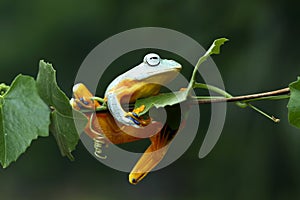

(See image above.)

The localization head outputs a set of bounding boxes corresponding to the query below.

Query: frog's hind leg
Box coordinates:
[128,124,178,185]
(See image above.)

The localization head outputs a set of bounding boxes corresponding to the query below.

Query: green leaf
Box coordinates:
[36,60,87,160]
[135,91,188,116]
[187,38,228,91]
[0,75,50,168]
[205,38,229,57]
[287,77,300,129]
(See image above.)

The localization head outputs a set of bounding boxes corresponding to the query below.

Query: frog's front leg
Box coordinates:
[106,92,141,128]
[106,92,151,128]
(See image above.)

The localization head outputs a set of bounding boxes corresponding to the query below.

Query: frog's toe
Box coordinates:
[125,111,152,127]
[125,112,141,126]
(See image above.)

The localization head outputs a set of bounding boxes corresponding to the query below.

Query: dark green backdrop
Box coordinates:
[0,1,299,199]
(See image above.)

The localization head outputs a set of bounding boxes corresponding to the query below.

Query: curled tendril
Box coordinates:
[89,113,108,159]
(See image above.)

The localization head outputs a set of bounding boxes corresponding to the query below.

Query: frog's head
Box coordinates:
[131,53,182,84]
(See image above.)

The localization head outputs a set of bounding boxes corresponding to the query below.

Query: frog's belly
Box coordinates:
[120,82,161,103]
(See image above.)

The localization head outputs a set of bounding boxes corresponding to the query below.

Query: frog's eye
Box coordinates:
[144,53,160,66]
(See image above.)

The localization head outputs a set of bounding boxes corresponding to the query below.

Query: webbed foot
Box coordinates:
[125,105,151,126]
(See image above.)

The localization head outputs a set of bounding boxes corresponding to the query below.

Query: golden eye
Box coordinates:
[144,53,160,66]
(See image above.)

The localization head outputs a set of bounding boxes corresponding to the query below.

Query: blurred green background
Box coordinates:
[1,0,300,199]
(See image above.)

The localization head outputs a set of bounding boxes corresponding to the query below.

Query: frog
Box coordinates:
[104,53,182,127]
[71,54,184,184]
[71,83,185,185]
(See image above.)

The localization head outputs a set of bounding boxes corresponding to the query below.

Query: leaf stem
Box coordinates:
[194,83,247,108]
[90,96,105,103]
[193,83,289,123]
[194,86,290,104]
[0,83,10,96]
[247,103,280,123]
